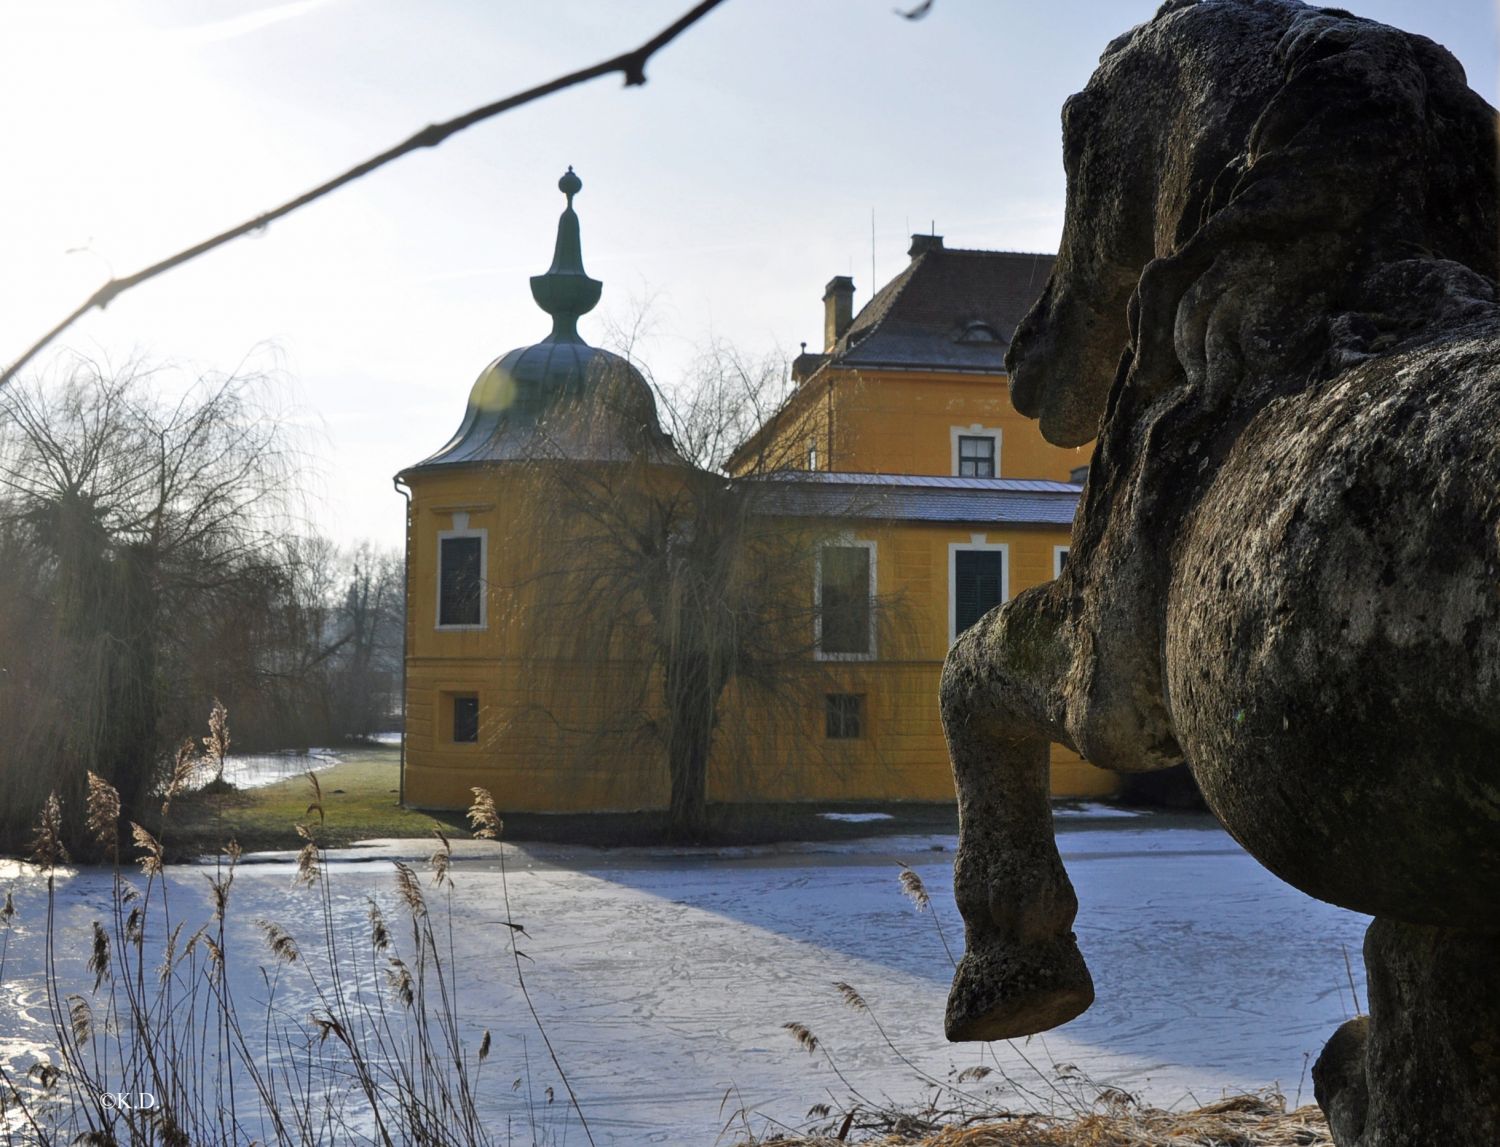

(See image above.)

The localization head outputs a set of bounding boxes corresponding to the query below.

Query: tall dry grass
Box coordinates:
[0,709,588,1146]
[723,865,1332,1147]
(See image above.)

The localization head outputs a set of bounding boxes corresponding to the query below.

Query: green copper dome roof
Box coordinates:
[411,169,675,469]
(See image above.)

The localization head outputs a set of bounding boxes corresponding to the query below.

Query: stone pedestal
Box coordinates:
[1314,919,1500,1146]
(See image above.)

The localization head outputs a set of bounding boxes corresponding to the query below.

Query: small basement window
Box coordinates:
[825,694,865,739]
[452,694,479,743]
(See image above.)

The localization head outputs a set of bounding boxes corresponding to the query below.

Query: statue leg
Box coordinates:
[941,587,1095,1041]
[1314,918,1500,1146]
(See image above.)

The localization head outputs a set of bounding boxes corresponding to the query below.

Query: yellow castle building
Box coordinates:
[395,172,1116,813]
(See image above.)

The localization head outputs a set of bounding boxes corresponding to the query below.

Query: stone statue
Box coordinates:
[940,1,1499,1143]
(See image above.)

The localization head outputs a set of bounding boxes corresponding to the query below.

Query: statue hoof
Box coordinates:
[945,932,1095,1041]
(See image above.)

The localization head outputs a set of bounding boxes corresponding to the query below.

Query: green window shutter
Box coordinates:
[954,549,1004,636]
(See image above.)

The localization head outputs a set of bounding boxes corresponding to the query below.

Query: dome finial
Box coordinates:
[530,167,602,342]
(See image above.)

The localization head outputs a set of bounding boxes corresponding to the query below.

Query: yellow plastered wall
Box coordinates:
[746,368,1091,481]
[402,462,675,810]
[400,463,1115,812]
[705,519,1115,803]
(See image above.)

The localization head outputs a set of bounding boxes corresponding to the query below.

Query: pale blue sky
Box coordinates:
[2,1,1495,548]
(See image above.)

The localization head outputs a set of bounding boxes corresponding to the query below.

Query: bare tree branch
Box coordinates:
[0,0,730,389]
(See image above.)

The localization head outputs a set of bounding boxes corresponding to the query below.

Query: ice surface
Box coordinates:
[0,820,1369,1143]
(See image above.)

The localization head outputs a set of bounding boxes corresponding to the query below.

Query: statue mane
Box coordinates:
[1009,0,1499,451]
[1126,0,1499,408]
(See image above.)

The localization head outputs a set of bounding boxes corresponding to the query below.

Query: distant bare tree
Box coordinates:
[189,535,404,753]
[329,542,405,738]
[600,301,794,472]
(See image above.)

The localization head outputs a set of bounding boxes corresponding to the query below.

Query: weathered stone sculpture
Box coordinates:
[941,2,1499,1143]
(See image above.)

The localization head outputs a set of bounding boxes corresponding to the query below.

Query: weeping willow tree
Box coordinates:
[0,360,302,850]
[492,346,903,838]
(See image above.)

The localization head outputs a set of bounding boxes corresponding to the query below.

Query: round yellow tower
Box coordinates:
[396,170,678,811]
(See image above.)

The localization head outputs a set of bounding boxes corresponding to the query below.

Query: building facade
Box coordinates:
[724,236,1113,802]
[397,178,1115,811]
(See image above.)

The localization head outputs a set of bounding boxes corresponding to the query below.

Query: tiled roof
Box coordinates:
[726,240,1058,472]
[750,471,1080,526]
[828,245,1056,373]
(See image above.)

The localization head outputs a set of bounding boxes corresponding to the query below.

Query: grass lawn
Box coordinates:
[159,741,975,857]
[163,741,1182,859]
[161,743,466,857]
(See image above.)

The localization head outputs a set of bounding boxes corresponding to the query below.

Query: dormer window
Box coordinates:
[956,320,1003,344]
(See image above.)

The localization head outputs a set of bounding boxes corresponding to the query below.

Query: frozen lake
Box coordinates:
[0,816,1368,1143]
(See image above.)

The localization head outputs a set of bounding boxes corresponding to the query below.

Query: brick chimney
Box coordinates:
[908,233,944,258]
[823,276,855,351]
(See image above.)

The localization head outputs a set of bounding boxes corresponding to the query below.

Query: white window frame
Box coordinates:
[435,528,488,631]
[948,538,1009,645]
[950,424,1002,478]
[1053,545,1070,579]
[814,537,877,661]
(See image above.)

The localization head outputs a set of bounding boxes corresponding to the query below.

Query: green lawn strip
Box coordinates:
[160,746,462,857]
[162,743,1178,856]
[496,802,961,847]
[160,744,959,853]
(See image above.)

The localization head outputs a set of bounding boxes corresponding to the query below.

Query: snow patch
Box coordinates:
[1054,802,1146,819]
[817,812,895,823]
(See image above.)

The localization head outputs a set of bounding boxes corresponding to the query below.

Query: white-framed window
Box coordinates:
[436,528,487,629]
[808,439,818,470]
[1053,545,1070,579]
[815,539,876,660]
[949,539,1009,644]
[950,425,1001,478]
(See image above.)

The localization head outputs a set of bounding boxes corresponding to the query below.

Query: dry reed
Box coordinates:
[730,1091,1331,1145]
[83,773,120,861]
